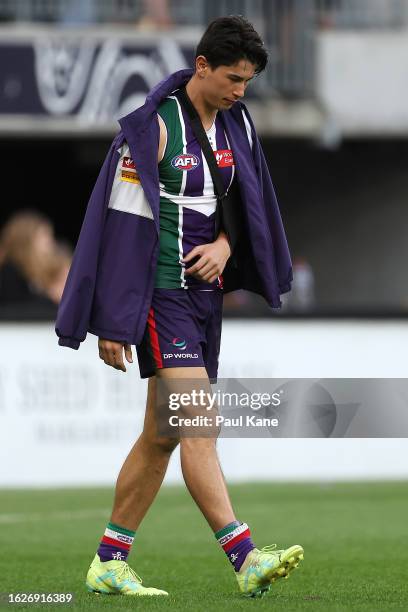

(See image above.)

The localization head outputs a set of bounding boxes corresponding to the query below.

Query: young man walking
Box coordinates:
[56,16,304,599]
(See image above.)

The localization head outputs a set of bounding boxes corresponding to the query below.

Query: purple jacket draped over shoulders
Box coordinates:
[55,69,292,350]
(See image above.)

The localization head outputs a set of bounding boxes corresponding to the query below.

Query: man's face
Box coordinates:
[197,57,257,110]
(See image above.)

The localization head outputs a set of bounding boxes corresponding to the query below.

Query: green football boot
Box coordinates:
[236,543,304,598]
[86,553,168,596]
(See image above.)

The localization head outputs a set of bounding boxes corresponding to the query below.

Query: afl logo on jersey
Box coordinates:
[171,153,200,171]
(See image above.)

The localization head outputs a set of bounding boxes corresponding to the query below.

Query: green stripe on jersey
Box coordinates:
[158,97,185,196]
[154,196,185,288]
[156,96,187,288]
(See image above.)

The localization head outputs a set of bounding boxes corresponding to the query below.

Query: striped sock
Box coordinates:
[97,522,135,562]
[215,520,256,572]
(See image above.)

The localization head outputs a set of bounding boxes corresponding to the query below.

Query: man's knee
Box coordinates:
[180,435,218,450]
[141,432,180,454]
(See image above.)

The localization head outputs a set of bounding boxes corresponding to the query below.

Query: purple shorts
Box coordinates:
[136,288,223,382]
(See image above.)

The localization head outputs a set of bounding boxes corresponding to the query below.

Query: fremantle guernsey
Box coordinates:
[155,94,235,289]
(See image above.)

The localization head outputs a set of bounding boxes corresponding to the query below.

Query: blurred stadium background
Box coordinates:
[0,3,408,608]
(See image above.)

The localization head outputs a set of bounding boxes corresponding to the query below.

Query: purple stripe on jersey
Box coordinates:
[178,105,235,197]
[176,107,235,289]
[182,208,217,288]
[182,209,216,250]
[214,115,234,192]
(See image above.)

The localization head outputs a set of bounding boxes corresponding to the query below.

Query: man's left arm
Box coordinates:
[181,105,254,283]
[182,231,231,284]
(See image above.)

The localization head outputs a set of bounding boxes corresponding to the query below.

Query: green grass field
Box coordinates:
[0,481,407,611]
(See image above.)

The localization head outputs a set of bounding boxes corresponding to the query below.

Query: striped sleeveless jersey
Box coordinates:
[154,95,235,289]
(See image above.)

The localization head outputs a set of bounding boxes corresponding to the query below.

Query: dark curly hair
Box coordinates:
[195,16,268,75]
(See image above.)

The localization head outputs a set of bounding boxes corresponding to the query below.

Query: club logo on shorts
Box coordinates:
[171,337,187,350]
[171,154,200,171]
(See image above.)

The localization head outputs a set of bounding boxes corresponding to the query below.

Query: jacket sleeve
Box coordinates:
[240,106,254,152]
[242,106,293,294]
[55,133,124,349]
[258,142,293,293]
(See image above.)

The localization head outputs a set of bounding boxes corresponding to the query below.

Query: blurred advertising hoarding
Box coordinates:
[1,26,408,136]
[1,320,408,487]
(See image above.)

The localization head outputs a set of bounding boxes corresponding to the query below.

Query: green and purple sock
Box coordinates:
[215,520,256,572]
[97,522,135,562]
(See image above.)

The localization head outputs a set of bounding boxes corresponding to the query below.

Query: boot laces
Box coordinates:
[115,562,143,585]
[259,543,285,555]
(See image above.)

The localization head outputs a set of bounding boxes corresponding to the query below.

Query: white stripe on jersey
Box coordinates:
[159,190,217,215]
[177,203,186,288]
[169,95,188,287]
[225,130,236,186]
[202,122,216,199]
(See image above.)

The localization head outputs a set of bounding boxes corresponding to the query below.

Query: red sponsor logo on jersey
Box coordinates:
[122,156,136,169]
[214,150,234,168]
[171,153,201,171]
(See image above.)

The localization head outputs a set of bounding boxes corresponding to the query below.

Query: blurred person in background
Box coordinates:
[137,0,173,29]
[316,0,339,29]
[59,0,173,29]
[281,256,315,312]
[263,0,314,97]
[0,211,72,307]
[59,0,97,26]
[315,0,402,29]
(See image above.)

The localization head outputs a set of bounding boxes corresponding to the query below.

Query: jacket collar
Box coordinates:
[117,70,259,236]
[119,69,194,133]
[118,70,194,233]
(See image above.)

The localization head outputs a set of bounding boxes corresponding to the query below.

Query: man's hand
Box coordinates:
[182,232,231,283]
[98,339,133,372]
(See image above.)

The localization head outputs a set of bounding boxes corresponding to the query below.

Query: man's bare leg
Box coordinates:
[157,366,237,532]
[86,375,174,595]
[110,376,179,531]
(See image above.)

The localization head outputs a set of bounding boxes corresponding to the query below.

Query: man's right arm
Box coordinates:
[98,115,166,371]
[157,113,167,162]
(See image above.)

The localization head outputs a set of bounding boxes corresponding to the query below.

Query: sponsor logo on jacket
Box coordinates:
[123,156,135,169]
[121,156,140,184]
[171,153,200,171]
